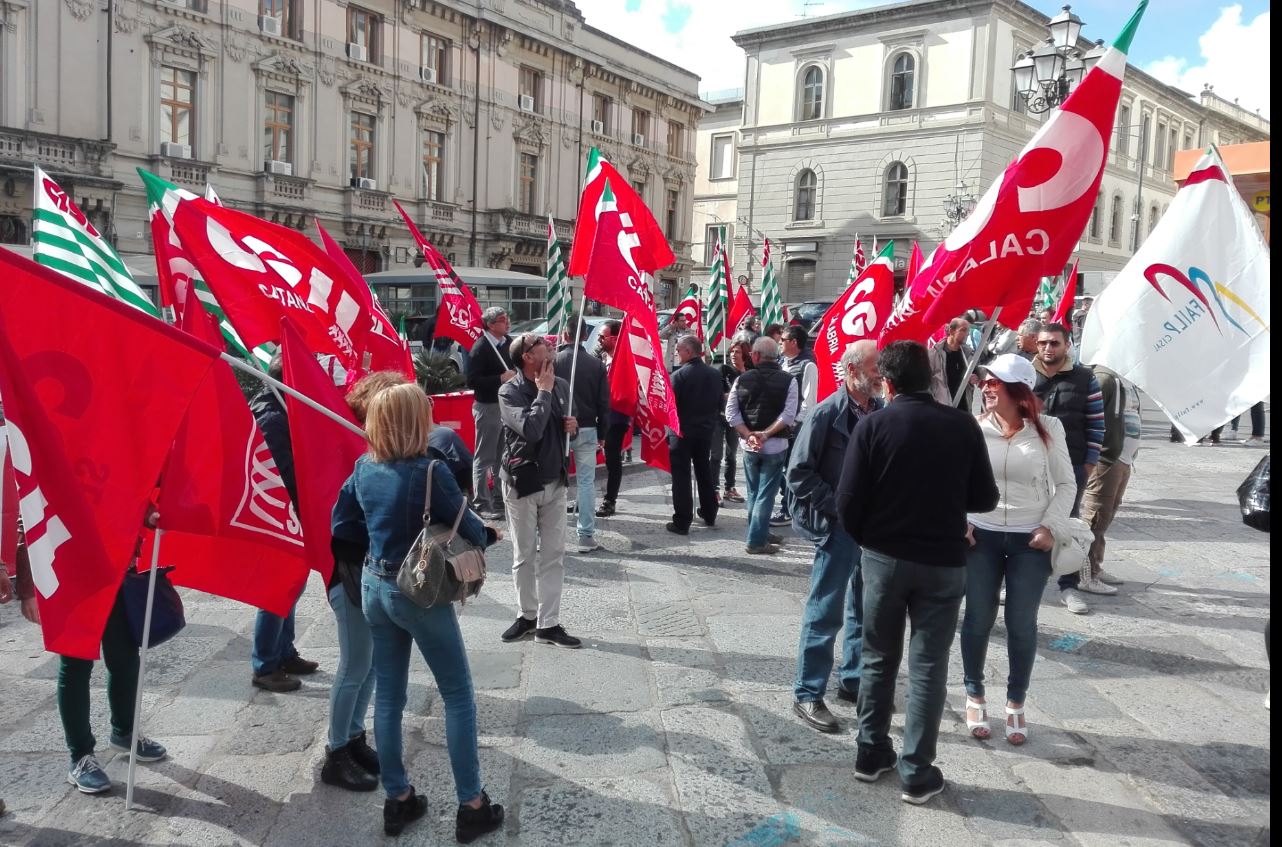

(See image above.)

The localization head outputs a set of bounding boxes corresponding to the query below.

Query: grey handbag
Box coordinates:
[396,461,487,607]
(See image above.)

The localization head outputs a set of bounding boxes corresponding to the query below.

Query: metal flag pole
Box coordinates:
[219,353,366,440]
[124,528,163,811]
[951,306,1003,409]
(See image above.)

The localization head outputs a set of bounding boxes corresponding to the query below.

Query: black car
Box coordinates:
[786,300,835,333]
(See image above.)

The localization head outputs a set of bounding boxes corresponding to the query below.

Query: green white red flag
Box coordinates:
[32,166,159,317]
[674,281,704,342]
[815,242,895,402]
[883,0,1148,344]
[758,239,783,329]
[568,147,674,279]
[545,217,572,336]
[704,229,729,349]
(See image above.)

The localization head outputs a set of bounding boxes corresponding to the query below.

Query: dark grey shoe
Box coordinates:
[384,786,428,836]
[535,625,582,649]
[792,700,839,733]
[855,746,899,783]
[501,616,537,643]
[834,683,859,704]
[901,766,946,805]
[456,792,505,843]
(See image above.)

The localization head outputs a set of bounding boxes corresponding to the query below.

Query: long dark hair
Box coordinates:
[986,381,1050,446]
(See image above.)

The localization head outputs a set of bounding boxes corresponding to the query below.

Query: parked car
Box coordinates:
[785,300,835,333]
[510,315,610,353]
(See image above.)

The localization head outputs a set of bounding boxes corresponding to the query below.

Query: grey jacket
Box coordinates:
[928,340,974,409]
[498,371,570,489]
[553,343,611,431]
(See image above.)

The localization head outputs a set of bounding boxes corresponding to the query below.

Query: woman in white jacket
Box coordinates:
[961,354,1076,745]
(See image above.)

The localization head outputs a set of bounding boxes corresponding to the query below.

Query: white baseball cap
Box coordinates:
[980,353,1037,389]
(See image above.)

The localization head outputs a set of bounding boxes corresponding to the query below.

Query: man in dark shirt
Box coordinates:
[666,335,724,535]
[466,307,515,518]
[554,316,611,553]
[836,341,998,805]
[498,333,581,649]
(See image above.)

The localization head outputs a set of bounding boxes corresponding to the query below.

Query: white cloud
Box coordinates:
[1143,5,1270,119]
[574,0,870,95]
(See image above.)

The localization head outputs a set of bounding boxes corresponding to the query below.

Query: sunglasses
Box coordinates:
[980,378,1005,389]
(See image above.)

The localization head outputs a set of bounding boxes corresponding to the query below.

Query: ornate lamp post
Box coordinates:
[942,181,977,232]
[1011,6,1105,113]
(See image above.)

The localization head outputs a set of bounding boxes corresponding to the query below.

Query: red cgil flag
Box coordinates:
[280,319,368,582]
[727,282,757,337]
[0,248,218,659]
[814,242,896,402]
[568,148,674,279]
[579,176,670,319]
[607,310,680,471]
[673,284,704,342]
[393,200,484,351]
[156,304,310,615]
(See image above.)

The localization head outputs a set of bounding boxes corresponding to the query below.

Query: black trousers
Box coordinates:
[709,419,738,491]
[603,419,627,504]
[670,435,718,530]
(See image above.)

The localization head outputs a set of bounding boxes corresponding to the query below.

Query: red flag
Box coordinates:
[167,195,373,366]
[1051,259,1080,326]
[727,283,756,337]
[280,319,368,582]
[578,176,671,318]
[815,243,897,402]
[568,149,674,277]
[906,242,924,288]
[315,219,415,380]
[0,249,217,658]
[607,325,640,420]
[157,314,310,615]
[1,418,16,573]
[393,200,484,351]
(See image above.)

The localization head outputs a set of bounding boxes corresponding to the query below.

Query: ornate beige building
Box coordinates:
[689,0,1268,303]
[0,0,705,315]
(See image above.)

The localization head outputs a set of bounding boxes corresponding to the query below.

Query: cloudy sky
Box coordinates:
[573,0,1270,118]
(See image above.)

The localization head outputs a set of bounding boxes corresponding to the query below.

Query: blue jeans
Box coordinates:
[362,567,481,803]
[252,604,297,676]
[743,451,787,548]
[327,584,375,751]
[960,528,1051,704]
[794,528,863,702]
[570,426,599,541]
[1057,463,1090,590]
[858,548,965,788]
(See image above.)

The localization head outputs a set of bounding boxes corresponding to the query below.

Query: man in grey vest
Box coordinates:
[726,337,798,554]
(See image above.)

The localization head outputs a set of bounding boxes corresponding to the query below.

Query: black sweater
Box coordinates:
[836,393,998,567]
[466,335,513,403]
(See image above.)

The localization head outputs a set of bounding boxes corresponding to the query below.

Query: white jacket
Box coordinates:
[969,413,1076,532]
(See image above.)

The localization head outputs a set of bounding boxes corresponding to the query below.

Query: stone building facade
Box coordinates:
[0,0,704,312]
[688,0,1268,304]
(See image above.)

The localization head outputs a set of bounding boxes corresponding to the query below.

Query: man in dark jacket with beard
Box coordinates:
[787,340,882,733]
[248,356,318,693]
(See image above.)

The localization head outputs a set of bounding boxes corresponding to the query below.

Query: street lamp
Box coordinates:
[942,181,977,232]
[1011,5,1104,114]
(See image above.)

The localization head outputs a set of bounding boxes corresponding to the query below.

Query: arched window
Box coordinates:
[883,162,908,217]
[889,54,915,111]
[1109,195,1123,244]
[800,66,824,121]
[795,169,817,221]
[1149,204,1159,235]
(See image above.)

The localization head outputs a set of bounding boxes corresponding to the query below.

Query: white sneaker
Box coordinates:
[1097,569,1124,585]
[575,540,602,554]
[1060,588,1089,615]
[1078,577,1118,596]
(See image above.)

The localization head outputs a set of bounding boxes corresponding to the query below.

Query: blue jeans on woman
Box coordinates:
[362,565,482,803]
[960,527,1052,704]
[327,584,375,751]
[743,451,787,548]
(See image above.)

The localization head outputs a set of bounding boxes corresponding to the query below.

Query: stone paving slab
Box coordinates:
[0,414,1271,846]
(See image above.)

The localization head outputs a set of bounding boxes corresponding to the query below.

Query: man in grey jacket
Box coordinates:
[928,317,974,410]
[499,333,582,649]
[554,316,611,554]
[787,340,883,733]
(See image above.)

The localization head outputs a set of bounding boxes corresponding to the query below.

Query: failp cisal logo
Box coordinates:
[1144,262,1267,351]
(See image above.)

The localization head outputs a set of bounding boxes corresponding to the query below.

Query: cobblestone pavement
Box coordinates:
[0,408,1270,846]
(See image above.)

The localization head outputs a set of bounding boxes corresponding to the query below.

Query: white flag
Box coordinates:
[1079,149,1270,442]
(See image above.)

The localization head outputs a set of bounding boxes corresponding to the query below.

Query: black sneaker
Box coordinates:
[320,745,378,792]
[595,500,616,518]
[854,746,898,783]
[534,625,582,649]
[346,730,380,775]
[696,508,717,527]
[456,791,505,844]
[384,786,428,836]
[501,616,537,643]
[901,766,946,805]
[665,522,689,536]
[834,683,859,704]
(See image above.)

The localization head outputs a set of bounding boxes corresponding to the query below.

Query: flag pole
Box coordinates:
[220,353,367,440]
[124,528,163,811]
[563,288,588,460]
[951,306,1002,408]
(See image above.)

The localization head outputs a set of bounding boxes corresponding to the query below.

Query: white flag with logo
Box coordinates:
[1079,149,1270,442]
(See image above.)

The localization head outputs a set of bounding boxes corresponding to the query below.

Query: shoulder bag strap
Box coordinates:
[421,460,435,525]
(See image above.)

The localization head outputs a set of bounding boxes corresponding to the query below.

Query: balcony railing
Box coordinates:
[0,128,114,176]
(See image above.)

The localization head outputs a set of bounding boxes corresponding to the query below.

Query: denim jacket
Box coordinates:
[331,454,491,570]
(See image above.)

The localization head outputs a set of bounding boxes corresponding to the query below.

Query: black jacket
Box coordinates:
[466,335,513,403]
[553,344,611,431]
[249,389,297,506]
[837,393,998,567]
[670,358,726,441]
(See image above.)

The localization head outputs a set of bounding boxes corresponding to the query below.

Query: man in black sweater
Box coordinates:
[666,335,725,535]
[836,340,998,806]
[466,307,515,518]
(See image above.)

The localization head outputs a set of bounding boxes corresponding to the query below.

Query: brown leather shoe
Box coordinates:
[746,544,780,555]
[281,654,319,675]
[252,669,302,693]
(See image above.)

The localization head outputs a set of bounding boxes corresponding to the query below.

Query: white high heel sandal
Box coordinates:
[1005,705,1028,745]
[965,698,990,739]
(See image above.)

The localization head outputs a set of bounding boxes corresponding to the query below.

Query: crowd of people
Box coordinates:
[0,298,1264,833]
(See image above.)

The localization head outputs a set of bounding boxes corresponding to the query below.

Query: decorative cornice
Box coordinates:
[317,57,337,87]
[113,0,146,33]
[64,0,92,22]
